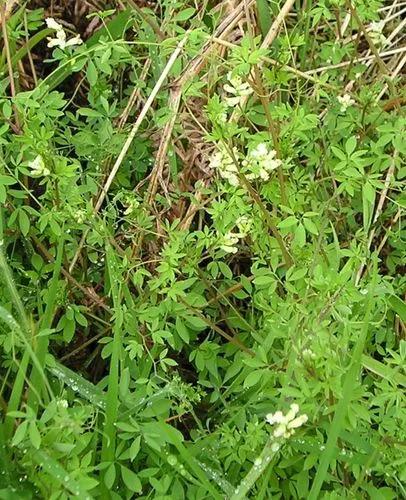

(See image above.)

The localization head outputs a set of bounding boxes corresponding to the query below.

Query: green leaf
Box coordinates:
[0,184,6,204]
[253,275,274,286]
[331,146,346,161]
[48,362,106,409]
[243,369,264,388]
[63,317,75,343]
[256,0,272,37]
[345,136,357,156]
[86,61,98,86]
[11,421,28,447]
[129,436,141,461]
[362,354,406,388]
[121,466,142,493]
[388,295,406,322]
[77,108,104,118]
[278,216,297,229]
[294,223,306,246]
[18,210,30,236]
[185,315,207,331]
[0,175,16,186]
[104,463,116,489]
[29,422,41,449]
[303,217,318,235]
[176,317,190,343]
[174,8,196,22]
[286,267,307,281]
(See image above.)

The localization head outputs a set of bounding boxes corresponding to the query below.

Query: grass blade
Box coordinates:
[27,235,64,411]
[48,361,106,409]
[256,0,273,37]
[308,256,378,499]
[31,449,91,498]
[100,243,122,484]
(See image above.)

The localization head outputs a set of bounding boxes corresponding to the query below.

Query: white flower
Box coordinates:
[369,20,386,46]
[224,73,253,107]
[73,209,86,224]
[266,411,285,425]
[220,231,246,254]
[209,146,240,186]
[236,216,251,237]
[285,403,300,421]
[243,143,281,182]
[287,414,308,429]
[28,155,50,177]
[266,403,308,439]
[46,17,82,50]
[302,348,316,359]
[337,94,355,112]
[46,17,63,30]
[123,198,140,216]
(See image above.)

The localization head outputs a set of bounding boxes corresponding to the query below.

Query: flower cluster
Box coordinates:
[209,146,240,186]
[242,143,281,181]
[217,216,251,254]
[302,348,316,360]
[209,143,281,187]
[219,230,246,254]
[56,399,69,409]
[266,403,308,439]
[224,73,253,107]
[337,94,355,112]
[73,209,87,224]
[236,215,251,236]
[123,197,140,216]
[28,155,50,177]
[369,20,386,46]
[46,17,82,50]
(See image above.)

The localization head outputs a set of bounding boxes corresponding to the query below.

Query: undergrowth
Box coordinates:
[0,0,405,498]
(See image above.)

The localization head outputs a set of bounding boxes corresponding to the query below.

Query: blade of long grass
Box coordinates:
[256,0,272,37]
[27,235,64,411]
[362,354,406,388]
[0,243,29,333]
[299,0,313,69]
[0,306,52,438]
[0,208,53,434]
[308,255,378,499]
[31,450,91,498]
[9,28,52,69]
[388,294,406,323]
[48,361,106,409]
[2,350,30,438]
[100,243,123,488]
[159,422,222,499]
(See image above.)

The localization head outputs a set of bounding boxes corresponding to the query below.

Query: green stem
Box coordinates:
[27,235,64,411]
[230,436,279,500]
[100,243,122,493]
[0,243,30,334]
[252,66,288,206]
[222,142,294,269]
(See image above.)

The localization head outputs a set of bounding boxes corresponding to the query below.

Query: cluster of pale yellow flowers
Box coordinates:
[46,17,82,50]
[219,216,251,254]
[209,142,280,187]
[266,403,308,439]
